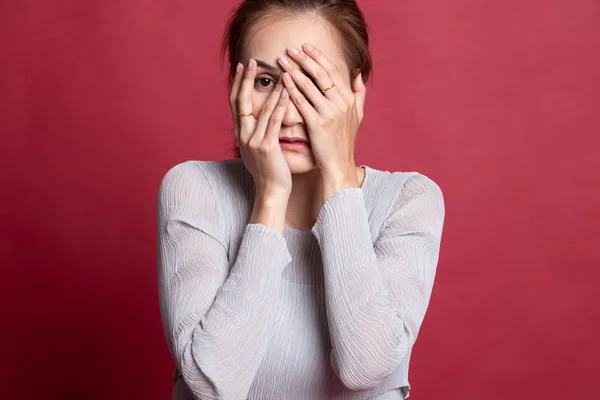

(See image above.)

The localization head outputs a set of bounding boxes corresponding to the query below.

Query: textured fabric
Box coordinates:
[157,158,445,400]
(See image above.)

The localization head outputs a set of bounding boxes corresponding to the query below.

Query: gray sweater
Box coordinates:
[157,158,445,400]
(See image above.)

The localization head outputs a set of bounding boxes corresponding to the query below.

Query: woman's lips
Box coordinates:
[279,140,311,150]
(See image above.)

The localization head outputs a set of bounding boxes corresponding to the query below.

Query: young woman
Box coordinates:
[157,1,445,399]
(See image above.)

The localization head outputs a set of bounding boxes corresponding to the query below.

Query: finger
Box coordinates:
[301,43,354,101]
[285,47,344,105]
[352,71,366,123]
[278,55,329,114]
[282,72,320,122]
[237,59,257,139]
[264,88,290,144]
[253,77,285,142]
[229,63,244,141]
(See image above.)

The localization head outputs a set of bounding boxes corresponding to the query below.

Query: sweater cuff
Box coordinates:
[311,188,371,247]
[236,223,292,283]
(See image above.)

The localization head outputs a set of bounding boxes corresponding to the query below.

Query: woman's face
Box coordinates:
[243,15,352,175]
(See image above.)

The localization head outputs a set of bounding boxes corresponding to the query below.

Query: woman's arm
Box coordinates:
[311,173,445,391]
[157,162,291,400]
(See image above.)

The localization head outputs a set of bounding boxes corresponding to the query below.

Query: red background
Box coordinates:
[1,0,599,399]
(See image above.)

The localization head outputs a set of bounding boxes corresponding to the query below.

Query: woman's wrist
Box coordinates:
[250,191,289,235]
[320,166,360,202]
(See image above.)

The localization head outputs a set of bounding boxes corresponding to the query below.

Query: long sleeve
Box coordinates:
[311,173,445,391]
[157,162,292,400]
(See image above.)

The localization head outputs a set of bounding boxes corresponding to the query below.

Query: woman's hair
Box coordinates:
[221,0,372,157]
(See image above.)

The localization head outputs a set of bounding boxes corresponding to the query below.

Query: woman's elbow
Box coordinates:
[337,366,394,391]
[179,362,223,400]
[175,340,225,400]
[334,344,410,391]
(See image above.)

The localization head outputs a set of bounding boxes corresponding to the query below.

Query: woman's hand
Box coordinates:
[230,59,292,197]
[277,43,367,197]
[230,59,291,234]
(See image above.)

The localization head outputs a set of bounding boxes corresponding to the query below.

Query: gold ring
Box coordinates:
[238,112,253,117]
[320,83,335,93]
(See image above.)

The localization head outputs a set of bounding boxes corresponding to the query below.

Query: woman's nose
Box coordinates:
[282,97,305,127]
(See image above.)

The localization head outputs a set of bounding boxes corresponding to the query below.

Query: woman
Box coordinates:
[157,0,445,399]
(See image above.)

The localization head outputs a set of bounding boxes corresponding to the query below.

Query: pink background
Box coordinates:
[1,0,599,399]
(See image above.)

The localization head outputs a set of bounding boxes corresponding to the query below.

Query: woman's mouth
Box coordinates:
[279,138,311,150]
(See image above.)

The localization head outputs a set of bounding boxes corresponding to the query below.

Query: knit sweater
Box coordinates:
[157,158,445,400]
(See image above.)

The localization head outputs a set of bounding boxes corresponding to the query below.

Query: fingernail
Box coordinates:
[248,59,256,70]
[236,63,242,74]
[288,47,300,55]
[278,55,289,66]
[282,88,288,98]
[303,43,314,52]
[283,72,292,83]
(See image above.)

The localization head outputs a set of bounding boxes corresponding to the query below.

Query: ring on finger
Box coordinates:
[320,82,335,94]
[239,112,253,117]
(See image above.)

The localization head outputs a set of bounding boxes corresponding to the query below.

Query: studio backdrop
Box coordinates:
[1,0,598,399]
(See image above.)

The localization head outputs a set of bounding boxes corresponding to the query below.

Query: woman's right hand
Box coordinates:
[230,59,292,197]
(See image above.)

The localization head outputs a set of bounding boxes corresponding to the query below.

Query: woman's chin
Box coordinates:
[283,152,318,175]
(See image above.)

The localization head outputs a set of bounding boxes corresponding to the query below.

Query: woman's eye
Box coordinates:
[254,77,275,90]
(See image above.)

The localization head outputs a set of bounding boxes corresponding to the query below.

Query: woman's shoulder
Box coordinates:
[362,165,444,216]
[364,165,442,195]
[159,158,252,210]
[162,158,245,178]
[160,158,247,189]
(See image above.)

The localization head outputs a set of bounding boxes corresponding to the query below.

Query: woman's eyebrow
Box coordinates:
[255,59,281,74]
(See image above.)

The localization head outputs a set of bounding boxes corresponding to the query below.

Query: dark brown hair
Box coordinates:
[221,0,372,156]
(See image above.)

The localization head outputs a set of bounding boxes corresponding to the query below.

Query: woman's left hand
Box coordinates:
[278,43,366,195]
